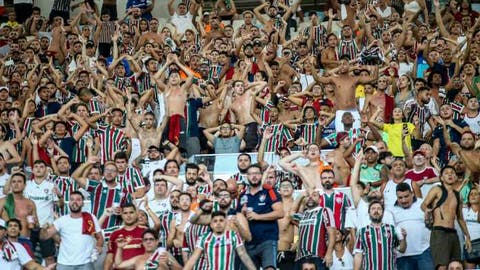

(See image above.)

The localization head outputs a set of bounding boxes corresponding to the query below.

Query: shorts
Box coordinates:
[30,229,56,258]
[244,122,258,152]
[242,240,277,270]
[277,250,296,270]
[430,226,461,267]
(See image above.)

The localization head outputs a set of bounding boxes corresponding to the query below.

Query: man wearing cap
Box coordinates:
[359,145,388,190]
[0,218,56,270]
[405,150,439,197]
[0,85,9,103]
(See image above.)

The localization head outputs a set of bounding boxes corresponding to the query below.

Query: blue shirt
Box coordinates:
[238,187,282,244]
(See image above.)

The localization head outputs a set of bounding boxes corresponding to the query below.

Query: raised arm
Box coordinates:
[350,150,364,207]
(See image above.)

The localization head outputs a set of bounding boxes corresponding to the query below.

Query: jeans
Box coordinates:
[57,263,94,270]
[241,240,278,270]
[397,248,434,270]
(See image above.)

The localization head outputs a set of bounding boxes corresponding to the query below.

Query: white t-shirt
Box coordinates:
[0,242,33,270]
[24,179,58,226]
[170,12,195,34]
[0,172,10,198]
[391,199,430,257]
[463,112,480,135]
[352,199,395,229]
[463,207,480,240]
[54,214,101,265]
[383,179,413,211]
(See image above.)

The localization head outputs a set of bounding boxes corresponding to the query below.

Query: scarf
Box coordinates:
[82,212,96,235]
[2,240,18,261]
[144,248,163,270]
[4,193,15,219]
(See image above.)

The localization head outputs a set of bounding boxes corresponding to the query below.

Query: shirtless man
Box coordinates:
[314,57,378,131]
[229,80,267,152]
[135,18,163,50]
[443,125,480,181]
[167,192,194,263]
[363,75,394,122]
[421,166,471,270]
[0,173,38,237]
[155,54,194,150]
[321,33,340,71]
[278,143,328,191]
[0,124,21,167]
[137,112,164,153]
[330,132,353,186]
[277,180,296,270]
[253,1,296,35]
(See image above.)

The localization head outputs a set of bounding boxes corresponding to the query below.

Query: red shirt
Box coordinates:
[108,226,145,262]
[405,167,437,182]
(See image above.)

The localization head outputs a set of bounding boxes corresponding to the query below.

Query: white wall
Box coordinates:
[36,0,171,21]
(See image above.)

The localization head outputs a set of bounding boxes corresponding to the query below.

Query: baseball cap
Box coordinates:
[413,150,425,157]
[0,219,6,229]
[365,145,379,154]
[0,86,8,92]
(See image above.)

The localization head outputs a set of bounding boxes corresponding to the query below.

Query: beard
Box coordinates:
[306,200,318,209]
[248,180,261,188]
[323,182,333,190]
[239,167,248,174]
[370,216,382,223]
[69,204,82,213]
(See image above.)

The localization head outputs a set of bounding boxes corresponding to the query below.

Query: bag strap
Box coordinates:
[432,185,448,219]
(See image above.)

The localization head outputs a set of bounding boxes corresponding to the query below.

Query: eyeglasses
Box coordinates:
[143,238,156,242]
[283,51,291,55]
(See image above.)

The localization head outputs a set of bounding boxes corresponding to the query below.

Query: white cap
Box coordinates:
[0,218,6,229]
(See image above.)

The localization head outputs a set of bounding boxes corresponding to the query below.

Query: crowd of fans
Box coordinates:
[0,0,480,269]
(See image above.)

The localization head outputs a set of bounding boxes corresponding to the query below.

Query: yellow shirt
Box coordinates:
[383,122,415,157]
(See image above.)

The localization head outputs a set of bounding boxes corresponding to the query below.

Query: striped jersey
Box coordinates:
[95,124,128,164]
[85,179,133,229]
[136,72,157,95]
[98,21,116,44]
[71,124,96,163]
[87,97,105,114]
[196,230,243,270]
[51,175,79,216]
[338,39,359,60]
[159,210,181,256]
[296,122,318,146]
[113,74,136,91]
[117,166,145,196]
[319,191,352,230]
[183,223,211,270]
[259,100,274,125]
[260,123,294,152]
[292,206,334,260]
[354,223,400,270]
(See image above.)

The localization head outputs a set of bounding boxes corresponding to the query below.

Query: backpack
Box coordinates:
[424,185,460,230]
